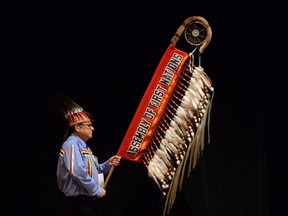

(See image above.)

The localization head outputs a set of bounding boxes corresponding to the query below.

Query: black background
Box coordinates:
[2,1,287,216]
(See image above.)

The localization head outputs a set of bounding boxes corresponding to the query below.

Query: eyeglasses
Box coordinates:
[78,123,94,129]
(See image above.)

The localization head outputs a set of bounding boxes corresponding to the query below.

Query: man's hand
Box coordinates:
[109,155,121,167]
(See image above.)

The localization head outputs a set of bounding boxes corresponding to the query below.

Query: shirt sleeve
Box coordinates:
[94,156,111,175]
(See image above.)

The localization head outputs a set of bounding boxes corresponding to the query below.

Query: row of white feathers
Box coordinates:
[146,64,214,215]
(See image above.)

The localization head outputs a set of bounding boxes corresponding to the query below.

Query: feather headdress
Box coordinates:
[49,92,93,126]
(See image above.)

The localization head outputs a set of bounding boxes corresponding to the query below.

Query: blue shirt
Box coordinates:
[57,134,111,198]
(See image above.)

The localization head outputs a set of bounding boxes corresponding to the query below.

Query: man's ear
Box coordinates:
[74,124,80,132]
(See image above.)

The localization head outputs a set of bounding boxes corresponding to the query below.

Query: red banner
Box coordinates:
[117,44,189,162]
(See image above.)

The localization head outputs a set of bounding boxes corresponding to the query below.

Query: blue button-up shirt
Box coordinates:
[57,134,111,198]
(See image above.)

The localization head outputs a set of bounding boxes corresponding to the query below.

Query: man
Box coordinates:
[50,93,121,216]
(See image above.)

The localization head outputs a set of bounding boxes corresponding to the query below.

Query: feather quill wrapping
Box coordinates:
[145,65,214,216]
[166,66,214,216]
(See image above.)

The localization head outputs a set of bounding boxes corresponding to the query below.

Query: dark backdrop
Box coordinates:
[2,1,287,216]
